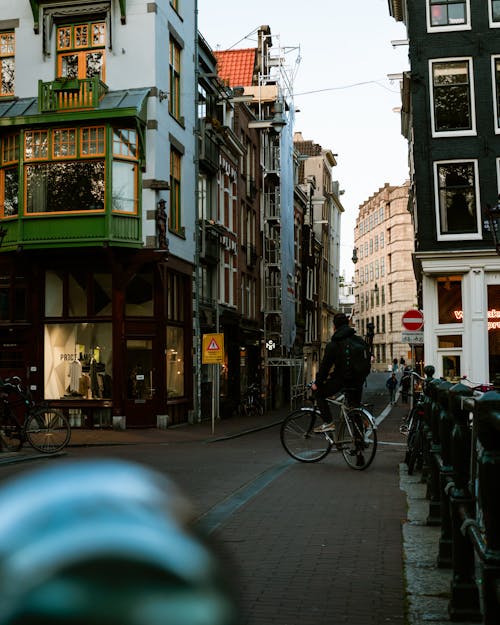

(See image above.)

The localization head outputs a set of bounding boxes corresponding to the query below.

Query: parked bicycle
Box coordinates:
[238,383,264,417]
[280,384,377,470]
[399,367,435,474]
[0,376,71,454]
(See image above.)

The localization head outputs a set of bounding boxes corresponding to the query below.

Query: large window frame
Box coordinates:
[0,31,15,97]
[489,1,500,27]
[169,147,182,233]
[492,56,500,133]
[433,159,481,241]
[426,0,470,32]
[56,21,106,81]
[169,37,181,121]
[429,57,476,137]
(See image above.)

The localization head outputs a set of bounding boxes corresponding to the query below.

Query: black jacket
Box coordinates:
[315,325,356,386]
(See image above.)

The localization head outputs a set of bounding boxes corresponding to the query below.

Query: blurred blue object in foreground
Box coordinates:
[0,459,239,625]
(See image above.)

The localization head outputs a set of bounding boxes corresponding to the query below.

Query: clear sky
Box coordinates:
[197,0,410,279]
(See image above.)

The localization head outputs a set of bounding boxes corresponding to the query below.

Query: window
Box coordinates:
[0,31,14,96]
[169,37,181,120]
[427,1,469,31]
[57,22,105,80]
[437,276,462,324]
[170,147,182,232]
[3,125,138,215]
[492,56,500,132]
[434,160,480,238]
[0,272,26,321]
[489,1,500,26]
[1,133,19,217]
[112,129,137,213]
[430,58,475,136]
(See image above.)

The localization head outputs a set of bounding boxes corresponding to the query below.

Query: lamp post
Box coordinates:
[486,197,500,254]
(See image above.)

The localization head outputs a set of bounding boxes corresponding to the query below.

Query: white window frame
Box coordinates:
[433,159,482,242]
[491,56,500,133]
[489,0,500,28]
[429,57,476,138]
[426,0,471,33]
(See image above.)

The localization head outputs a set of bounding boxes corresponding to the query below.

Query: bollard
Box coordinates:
[436,379,455,567]
[475,391,500,625]
[447,383,481,621]
[0,459,240,625]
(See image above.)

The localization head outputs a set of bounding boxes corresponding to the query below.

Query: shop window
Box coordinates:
[437,276,462,324]
[44,323,112,400]
[434,160,480,237]
[125,271,153,317]
[488,284,500,385]
[45,271,63,317]
[126,339,153,400]
[166,326,184,397]
[45,270,112,318]
[430,58,475,136]
[0,31,14,96]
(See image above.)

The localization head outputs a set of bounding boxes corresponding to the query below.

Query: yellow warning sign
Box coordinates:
[202,333,224,364]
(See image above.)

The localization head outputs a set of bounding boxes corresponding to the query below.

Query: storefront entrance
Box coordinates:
[124,337,159,427]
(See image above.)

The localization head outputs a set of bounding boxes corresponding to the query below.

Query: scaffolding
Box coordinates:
[254,27,303,408]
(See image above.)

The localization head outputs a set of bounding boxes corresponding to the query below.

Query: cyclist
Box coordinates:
[311,313,370,433]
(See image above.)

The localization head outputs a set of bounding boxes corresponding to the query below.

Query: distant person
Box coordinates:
[392,358,399,374]
[386,372,398,404]
[311,313,371,432]
[399,357,406,373]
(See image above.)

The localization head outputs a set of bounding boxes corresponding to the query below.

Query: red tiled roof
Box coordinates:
[214,48,257,87]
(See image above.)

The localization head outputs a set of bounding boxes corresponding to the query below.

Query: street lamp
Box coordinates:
[486,197,500,254]
[351,246,358,264]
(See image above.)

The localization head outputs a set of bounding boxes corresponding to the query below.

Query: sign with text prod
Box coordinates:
[202,333,224,364]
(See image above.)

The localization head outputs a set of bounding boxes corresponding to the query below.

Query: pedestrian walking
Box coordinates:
[386,373,398,404]
[391,358,399,374]
[399,357,406,373]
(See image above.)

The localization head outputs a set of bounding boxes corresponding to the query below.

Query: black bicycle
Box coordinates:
[400,369,433,474]
[280,385,377,470]
[0,376,71,454]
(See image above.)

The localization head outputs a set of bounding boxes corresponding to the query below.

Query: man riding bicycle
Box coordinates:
[311,313,371,433]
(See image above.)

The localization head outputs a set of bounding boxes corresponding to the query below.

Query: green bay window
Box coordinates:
[0,125,138,216]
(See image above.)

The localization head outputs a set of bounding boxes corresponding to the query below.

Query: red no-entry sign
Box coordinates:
[402,309,424,332]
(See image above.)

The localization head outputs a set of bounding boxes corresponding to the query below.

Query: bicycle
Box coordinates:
[0,376,71,454]
[238,383,264,417]
[400,367,434,474]
[280,385,377,470]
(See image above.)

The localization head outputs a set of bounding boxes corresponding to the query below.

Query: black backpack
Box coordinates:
[337,335,371,383]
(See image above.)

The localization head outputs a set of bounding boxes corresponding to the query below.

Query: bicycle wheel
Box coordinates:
[280,407,332,462]
[0,407,23,452]
[25,408,71,453]
[338,408,377,470]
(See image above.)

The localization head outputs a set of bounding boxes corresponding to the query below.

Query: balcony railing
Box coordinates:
[38,77,109,113]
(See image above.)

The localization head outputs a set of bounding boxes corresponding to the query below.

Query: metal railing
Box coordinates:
[416,373,500,624]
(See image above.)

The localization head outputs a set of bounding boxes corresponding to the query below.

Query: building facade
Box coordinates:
[353,182,418,370]
[389,0,500,385]
[0,0,197,427]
